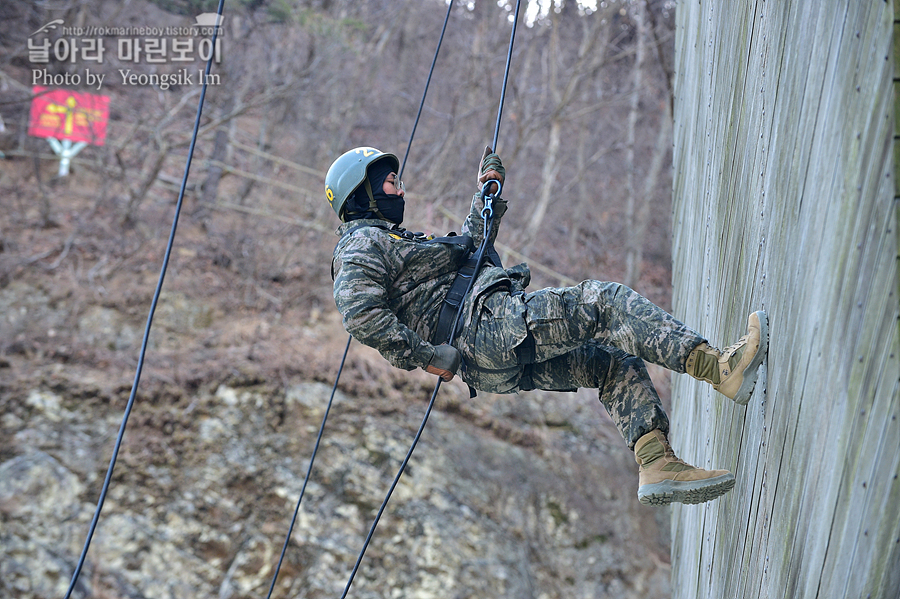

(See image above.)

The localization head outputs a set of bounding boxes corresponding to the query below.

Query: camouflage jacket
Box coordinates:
[332,192,528,372]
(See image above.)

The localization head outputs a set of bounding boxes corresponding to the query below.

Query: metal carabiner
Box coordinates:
[480,179,502,219]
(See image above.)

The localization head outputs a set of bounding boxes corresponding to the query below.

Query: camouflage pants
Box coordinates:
[457,281,706,448]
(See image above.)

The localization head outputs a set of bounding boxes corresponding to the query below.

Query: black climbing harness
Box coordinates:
[432,195,500,342]
[430,183,502,399]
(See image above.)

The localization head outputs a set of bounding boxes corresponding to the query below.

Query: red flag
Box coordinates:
[28,86,110,146]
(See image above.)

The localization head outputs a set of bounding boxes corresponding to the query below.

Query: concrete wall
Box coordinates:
[668,1,900,597]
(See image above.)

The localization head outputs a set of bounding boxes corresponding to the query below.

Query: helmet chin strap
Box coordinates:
[341,177,387,222]
[362,178,388,220]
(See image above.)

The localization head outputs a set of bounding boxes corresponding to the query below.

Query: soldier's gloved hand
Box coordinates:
[477,145,505,196]
[425,344,461,382]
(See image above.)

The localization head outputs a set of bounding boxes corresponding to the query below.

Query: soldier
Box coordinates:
[326,146,768,506]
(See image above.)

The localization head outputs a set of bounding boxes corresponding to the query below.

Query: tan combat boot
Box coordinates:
[635,430,735,506]
[685,310,769,405]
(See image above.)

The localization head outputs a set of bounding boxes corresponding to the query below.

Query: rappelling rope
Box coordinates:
[398,0,454,181]
[491,0,521,152]
[338,2,522,597]
[263,335,350,599]
[61,2,225,597]
[263,2,456,597]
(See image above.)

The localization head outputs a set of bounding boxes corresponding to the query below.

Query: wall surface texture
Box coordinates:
[669,1,900,598]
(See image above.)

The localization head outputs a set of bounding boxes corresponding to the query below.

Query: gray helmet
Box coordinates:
[325,147,400,222]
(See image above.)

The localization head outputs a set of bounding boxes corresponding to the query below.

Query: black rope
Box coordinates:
[340,377,442,598]
[399,0,454,179]
[492,0,522,151]
[263,335,350,599]
[263,2,455,596]
[62,2,225,597]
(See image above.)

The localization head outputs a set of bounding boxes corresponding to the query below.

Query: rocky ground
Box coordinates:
[0,155,674,598]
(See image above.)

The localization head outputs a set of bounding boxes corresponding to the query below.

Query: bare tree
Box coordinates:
[623,0,648,289]
[520,4,615,253]
[623,0,674,290]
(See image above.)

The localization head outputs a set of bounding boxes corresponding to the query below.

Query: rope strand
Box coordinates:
[492,0,523,151]
[264,335,351,599]
[399,0,455,180]
[339,378,443,599]
[62,2,225,597]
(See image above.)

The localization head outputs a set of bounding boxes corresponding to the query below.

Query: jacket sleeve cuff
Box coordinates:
[414,342,436,370]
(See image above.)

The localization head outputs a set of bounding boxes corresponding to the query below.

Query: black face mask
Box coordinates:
[373,195,405,224]
[344,159,405,224]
